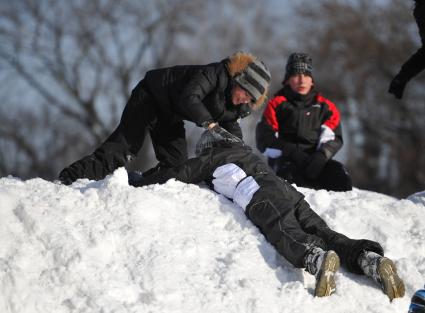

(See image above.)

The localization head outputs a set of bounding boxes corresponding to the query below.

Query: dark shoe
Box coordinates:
[315,250,340,297]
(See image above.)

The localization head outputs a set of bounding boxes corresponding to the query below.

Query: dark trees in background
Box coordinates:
[0,0,273,178]
[0,0,423,198]
[1,0,205,178]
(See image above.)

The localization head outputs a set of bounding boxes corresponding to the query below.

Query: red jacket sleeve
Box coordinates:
[317,95,340,130]
[262,96,286,132]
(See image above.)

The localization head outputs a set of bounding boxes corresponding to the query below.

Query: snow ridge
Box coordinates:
[0,169,423,313]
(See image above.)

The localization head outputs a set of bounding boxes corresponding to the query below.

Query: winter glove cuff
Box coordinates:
[263,147,283,159]
[201,120,215,129]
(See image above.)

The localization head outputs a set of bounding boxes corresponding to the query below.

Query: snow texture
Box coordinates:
[0,167,424,313]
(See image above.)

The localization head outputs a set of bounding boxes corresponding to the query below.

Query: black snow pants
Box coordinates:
[58,83,188,184]
[246,180,383,274]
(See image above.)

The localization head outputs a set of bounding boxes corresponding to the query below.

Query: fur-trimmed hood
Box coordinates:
[225,52,270,110]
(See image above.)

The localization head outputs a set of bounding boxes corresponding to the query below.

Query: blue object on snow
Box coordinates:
[409,287,425,313]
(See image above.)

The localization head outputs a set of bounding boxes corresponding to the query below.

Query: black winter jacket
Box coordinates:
[139,60,251,138]
[256,86,343,160]
[58,53,268,185]
[397,1,425,82]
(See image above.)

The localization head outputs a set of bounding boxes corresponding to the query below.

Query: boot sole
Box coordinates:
[378,257,405,301]
[315,250,340,297]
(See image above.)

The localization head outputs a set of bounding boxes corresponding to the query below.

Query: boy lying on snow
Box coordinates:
[128,127,405,300]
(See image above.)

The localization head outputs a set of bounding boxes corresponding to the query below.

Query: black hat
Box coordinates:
[284,53,313,82]
[234,59,271,102]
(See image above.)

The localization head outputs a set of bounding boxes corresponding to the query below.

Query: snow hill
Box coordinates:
[1,168,424,313]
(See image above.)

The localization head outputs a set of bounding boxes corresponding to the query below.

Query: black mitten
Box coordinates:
[388,75,407,99]
[304,151,328,180]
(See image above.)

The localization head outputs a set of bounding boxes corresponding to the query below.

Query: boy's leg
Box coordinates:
[294,199,404,300]
[59,87,155,184]
[246,197,341,297]
[294,199,383,273]
[358,251,405,301]
[149,120,188,169]
[294,198,405,299]
[304,246,340,297]
[246,199,320,268]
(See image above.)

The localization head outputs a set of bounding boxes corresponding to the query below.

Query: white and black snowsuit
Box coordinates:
[59,53,267,185]
[130,141,382,273]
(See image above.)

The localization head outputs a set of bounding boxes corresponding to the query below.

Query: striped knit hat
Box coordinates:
[234,59,271,102]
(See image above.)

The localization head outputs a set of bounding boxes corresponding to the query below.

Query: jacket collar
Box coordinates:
[282,85,317,107]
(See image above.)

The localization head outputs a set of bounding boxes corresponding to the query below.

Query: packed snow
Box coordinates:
[0,168,424,313]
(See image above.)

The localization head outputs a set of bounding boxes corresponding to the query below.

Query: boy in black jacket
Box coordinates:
[58,52,270,185]
[255,53,351,192]
[389,0,425,99]
[128,130,405,300]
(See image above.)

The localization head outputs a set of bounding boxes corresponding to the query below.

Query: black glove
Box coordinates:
[209,125,243,144]
[304,151,328,180]
[388,75,407,99]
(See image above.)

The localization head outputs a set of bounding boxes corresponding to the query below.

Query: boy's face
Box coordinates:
[287,73,314,95]
[231,84,254,106]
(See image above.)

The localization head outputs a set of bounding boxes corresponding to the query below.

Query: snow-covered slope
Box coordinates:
[0,168,424,313]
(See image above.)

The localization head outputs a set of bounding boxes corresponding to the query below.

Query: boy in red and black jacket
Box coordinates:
[255,53,352,191]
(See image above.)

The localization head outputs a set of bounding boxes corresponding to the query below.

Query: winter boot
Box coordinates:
[305,247,340,297]
[358,251,405,301]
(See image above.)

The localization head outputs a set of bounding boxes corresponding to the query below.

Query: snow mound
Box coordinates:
[0,170,424,313]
